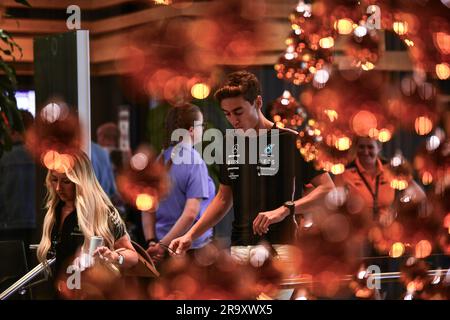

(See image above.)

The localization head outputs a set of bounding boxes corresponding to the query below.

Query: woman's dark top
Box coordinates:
[49,202,126,275]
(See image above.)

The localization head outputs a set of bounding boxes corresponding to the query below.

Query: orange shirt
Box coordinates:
[334,158,395,219]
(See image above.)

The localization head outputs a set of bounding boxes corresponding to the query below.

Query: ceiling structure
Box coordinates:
[1,0,413,76]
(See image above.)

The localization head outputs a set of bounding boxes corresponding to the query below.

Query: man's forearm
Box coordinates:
[294,178,334,214]
[160,212,196,246]
[189,195,232,240]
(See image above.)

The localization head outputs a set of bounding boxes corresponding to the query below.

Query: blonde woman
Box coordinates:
[37,151,138,288]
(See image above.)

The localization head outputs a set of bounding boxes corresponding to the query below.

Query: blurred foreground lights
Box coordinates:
[154,0,172,5]
[40,102,68,123]
[323,214,350,242]
[191,83,210,100]
[414,116,433,136]
[335,19,353,35]
[434,32,450,55]
[404,293,413,300]
[390,179,408,190]
[331,163,345,175]
[43,150,62,171]
[431,274,441,285]
[42,150,74,173]
[249,245,269,268]
[335,136,351,151]
[426,135,440,151]
[319,37,334,49]
[352,110,377,136]
[313,69,330,86]
[393,21,408,36]
[361,62,375,71]
[324,109,338,122]
[296,0,311,16]
[353,26,367,38]
[444,213,450,229]
[389,242,405,258]
[390,154,404,167]
[357,269,366,280]
[415,240,432,259]
[368,128,379,139]
[130,152,149,171]
[280,90,292,106]
[378,129,391,142]
[400,194,411,203]
[435,63,450,80]
[136,193,155,211]
[325,187,347,210]
[303,219,313,228]
[194,244,220,267]
[421,171,433,185]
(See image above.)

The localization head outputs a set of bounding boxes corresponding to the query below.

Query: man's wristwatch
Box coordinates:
[283,201,295,215]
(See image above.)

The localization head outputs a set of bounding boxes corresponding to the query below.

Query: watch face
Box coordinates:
[285,201,295,207]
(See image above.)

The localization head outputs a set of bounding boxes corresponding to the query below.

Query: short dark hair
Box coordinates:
[19,109,34,130]
[164,103,201,148]
[214,71,261,104]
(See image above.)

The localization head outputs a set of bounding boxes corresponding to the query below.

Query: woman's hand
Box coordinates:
[93,246,121,264]
[146,242,165,262]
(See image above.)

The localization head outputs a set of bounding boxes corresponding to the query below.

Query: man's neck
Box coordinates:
[357,158,378,176]
[254,114,274,131]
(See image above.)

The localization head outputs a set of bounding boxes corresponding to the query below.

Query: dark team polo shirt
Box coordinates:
[219,126,323,246]
[50,202,126,275]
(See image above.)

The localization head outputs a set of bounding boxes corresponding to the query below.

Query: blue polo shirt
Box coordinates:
[156,143,214,249]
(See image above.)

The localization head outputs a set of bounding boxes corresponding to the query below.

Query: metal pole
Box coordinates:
[0,258,56,300]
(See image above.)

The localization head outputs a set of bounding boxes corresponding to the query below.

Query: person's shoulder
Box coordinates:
[0,144,33,165]
[91,142,109,160]
[277,126,299,136]
[174,144,205,166]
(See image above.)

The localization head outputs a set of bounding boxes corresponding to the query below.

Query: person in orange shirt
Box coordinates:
[334,136,426,299]
[335,136,425,224]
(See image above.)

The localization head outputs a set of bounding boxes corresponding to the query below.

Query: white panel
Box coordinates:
[76,30,91,158]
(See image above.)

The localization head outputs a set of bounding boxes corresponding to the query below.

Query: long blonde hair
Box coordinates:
[37,151,125,264]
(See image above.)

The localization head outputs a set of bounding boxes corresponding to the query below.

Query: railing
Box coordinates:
[0,258,55,300]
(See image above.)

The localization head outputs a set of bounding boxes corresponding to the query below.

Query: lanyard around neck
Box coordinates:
[355,166,380,215]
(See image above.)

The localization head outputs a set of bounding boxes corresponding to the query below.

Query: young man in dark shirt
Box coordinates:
[169,71,334,267]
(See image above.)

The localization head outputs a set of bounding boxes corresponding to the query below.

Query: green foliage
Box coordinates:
[0,0,30,158]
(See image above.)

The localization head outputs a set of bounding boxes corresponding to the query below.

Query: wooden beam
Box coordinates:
[0,18,69,35]
[89,2,210,35]
[2,0,142,10]
[3,0,91,9]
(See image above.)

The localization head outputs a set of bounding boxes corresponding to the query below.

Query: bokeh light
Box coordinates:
[415,240,432,259]
[390,242,405,258]
[191,83,211,100]
[130,153,149,171]
[393,21,408,35]
[414,116,433,135]
[436,63,450,80]
[136,193,155,211]
[378,128,392,142]
[335,19,353,35]
[351,111,378,136]
[422,171,433,185]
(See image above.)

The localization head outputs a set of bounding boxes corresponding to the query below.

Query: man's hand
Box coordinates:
[169,234,193,255]
[253,206,290,236]
[146,243,165,262]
